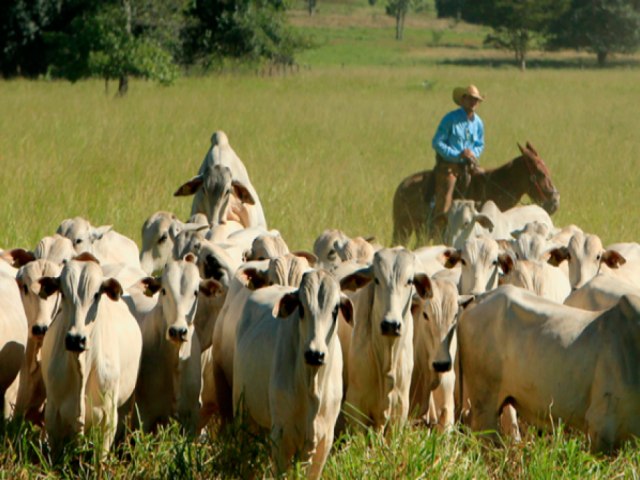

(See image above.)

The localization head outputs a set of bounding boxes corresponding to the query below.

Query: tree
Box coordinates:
[386,0,429,41]
[47,1,179,94]
[548,0,640,66]
[462,0,568,71]
[182,0,306,69]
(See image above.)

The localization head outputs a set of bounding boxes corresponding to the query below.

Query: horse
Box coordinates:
[391,142,560,246]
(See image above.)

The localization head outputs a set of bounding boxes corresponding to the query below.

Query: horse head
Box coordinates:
[518,142,560,215]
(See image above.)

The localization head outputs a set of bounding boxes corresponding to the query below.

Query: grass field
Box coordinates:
[1,0,640,477]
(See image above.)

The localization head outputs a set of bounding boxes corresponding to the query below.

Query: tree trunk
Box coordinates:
[118,0,132,97]
[597,51,608,67]
[395,11,405,40]
[308,0,316,16]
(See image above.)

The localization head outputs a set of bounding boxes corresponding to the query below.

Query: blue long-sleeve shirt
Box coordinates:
[432,108,484,164]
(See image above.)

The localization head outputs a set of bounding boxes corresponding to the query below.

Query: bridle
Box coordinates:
[522,154,555,204]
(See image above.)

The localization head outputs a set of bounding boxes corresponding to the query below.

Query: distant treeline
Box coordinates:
[1,0,639,91]
[0,0,306,93]
[435,0,640,70]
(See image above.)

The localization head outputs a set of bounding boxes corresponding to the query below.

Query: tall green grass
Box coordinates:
[1,67,638,251]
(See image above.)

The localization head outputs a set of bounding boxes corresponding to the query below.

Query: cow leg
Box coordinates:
[45,402,70,461]
[213,362,233,424]
[308,434,332,480]
[499,404,522,442]
[270,425,294,477]
[470,396,500,440]
[433,371,456,432]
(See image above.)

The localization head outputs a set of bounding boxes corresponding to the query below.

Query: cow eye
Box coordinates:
[94,292,101,301]
[332,305,339,322]
[422,312,429,321]
[460,259,467,266]
[22,284,29,295]
[492,260,498,266]
[407,278,413,286]
[194,290,199,297]
[158,233,168,244]
[596,254,601,261]
[327,250,337,260]
[161,288,166,296]
[374,278,380,285]
[75,239,83,245]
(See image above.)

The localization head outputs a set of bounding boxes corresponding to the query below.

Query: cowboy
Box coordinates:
[431,84,485,232]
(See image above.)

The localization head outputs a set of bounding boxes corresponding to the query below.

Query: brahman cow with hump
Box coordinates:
[232,269,348,479]
[340,247,431,431]
[57,216,141,269]
[459,284,640,452]
[14,259,62,424]
[134,255,220,435]
[174,130,267,228]
[39,253,142,458]
[564,274,640,311]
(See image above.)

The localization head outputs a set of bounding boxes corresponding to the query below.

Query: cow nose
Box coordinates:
[32,324,48,337]
[168,326,188,342]
[304,350,325,366]
[380,320,401,337]
[65,333,87,352]
[432,360,452,373]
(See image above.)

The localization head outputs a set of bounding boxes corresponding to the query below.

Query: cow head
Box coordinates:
[17,259,62,342]
[444,236,502,296]
[57,217,112,256]
[274,270,350,368]
[39,254,122,353]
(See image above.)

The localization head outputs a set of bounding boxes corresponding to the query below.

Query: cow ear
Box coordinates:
[238,267,270,290]
[100,278,123,301]
[547,247,570,266]
[92,225,112,242]
[73,252,101,264]
[498,253,514,275]
[340,266,374,291]
[339,294,354,325]
[601,250,626,269]
[274,291,299,318]
[291,251,318,267]
[184,253,197,264]
[199,278,224,297]
[410,295,424,319]
[174,175,204,197]
[2,248,36,268]
[141,276,162,297]
[231,181,255,205]
[474,214,494,232]
[413,273,433,299]
[443,249,462,269]
[38,276,61,299]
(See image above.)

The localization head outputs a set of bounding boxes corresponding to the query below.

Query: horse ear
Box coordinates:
[526,142,538,156]
[517,143,526,155]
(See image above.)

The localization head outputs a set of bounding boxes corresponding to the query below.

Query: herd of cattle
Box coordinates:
[1,130,639,477]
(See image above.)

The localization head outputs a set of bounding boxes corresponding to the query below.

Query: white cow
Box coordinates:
[443,235,507,296]
[57,217,141,269]
[340,248,431,431]
[548,232,640,289]
[459,285,640,452]
[233,270,348,478]
[410,276,471,430]
[39,254,142,457]
[34,234,76,265]
[313,229,377,272]
[444,200,554,250]
[499,256,571,303]
[14,260,62,423]
[201,254,314,427]
[135,255,219,435]
[0,271,28,419]
[564,274,640,311]
[174,131,267,228]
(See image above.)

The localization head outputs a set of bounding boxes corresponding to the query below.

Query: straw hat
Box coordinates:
[453,85,484,106]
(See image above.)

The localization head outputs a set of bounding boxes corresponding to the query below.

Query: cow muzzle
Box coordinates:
[31,324,48,338]
[65,333,87,352]
[168,326,188,343]
[380,319,401,337]
[432,360,452,373]
[304,350,325,367]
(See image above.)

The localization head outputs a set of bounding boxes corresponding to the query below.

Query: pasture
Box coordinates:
[1,0,640,477]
